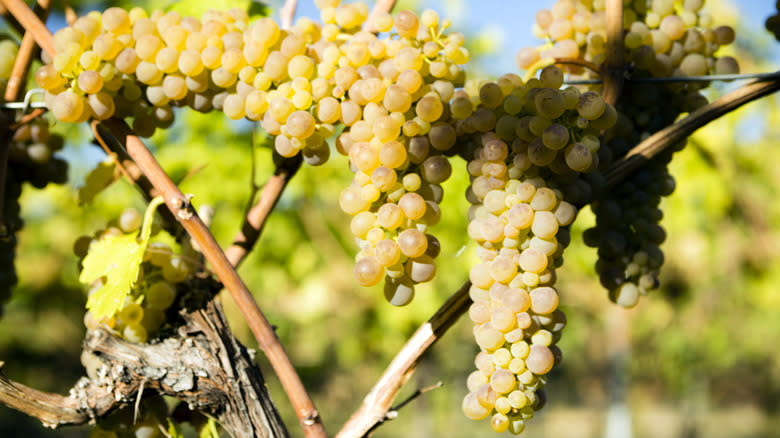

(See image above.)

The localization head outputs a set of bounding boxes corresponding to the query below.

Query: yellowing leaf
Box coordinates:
[80,197,165,320]
[79,157,118,205]
[81,233,145,320]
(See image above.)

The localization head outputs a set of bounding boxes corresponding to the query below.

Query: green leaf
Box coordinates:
[167,419,184,438]
[81,233,145,320]
[78,157,118,205]
[80,197,166,320]
[199,418,220,438]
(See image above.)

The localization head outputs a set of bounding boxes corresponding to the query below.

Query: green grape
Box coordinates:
[541,124,569,150]
[286,110,316,138]
[26,143,52,164]
[383,276,414,306]
[118,208,142,233]
[223,94,246,120]
[145,281,176,310]
[420,156,452,183]
[576,91,605,120]
[133,422,160,438]
[534,88,566,119]
[405,255,436,283]
[679,53,708,76]
[51,91,85,123]
[119,303,144,326]
[396,229,427,258]
[162,256,191,283]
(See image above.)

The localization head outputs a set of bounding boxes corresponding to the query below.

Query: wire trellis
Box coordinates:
[563,71,780,85]
[0,88,46,112]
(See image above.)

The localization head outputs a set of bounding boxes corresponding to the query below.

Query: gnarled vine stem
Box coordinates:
[0,299,289,438]
[98,118,327,438]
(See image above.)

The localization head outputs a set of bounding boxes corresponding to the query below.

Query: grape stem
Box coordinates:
[3,0,50,102]
[91,121,181,232]
[363,381,443,435]
[363,0,397,33]
[335,281,471,438]
[601,0,624,106]
[8,108,46,129]
[553,57,602,75]
[604,72,780,187]
[62,0,76,25]
[280,0,297,30]
[225,155,301,268]
[97,118,327,438]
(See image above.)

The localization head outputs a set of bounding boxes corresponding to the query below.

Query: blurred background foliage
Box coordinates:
[1,0,780,437]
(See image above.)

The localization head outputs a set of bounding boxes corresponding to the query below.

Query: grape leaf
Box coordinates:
[80,197,165,320]
[79,157,118,205]
[81,232,145,320]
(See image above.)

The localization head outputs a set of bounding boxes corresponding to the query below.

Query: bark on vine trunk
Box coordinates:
[0,296,289,438]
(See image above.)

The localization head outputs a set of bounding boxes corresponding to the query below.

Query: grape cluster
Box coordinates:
[326,7,468,305]
[518,0,736,307]
[452,66,594,433]
[1,38,69,314]
[454,66,615,211]
[37,3,473,303]
[518,0,738,79]
[78,208,192,342]
[462,174,571,434]
[584,160,673,307]
[767,1,780,41]
[37,7,260,136]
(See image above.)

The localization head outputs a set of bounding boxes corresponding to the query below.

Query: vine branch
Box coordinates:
[335,281,471,438]
[605,73,780,186]
[0,0,55,56]
[9,108,46,129]
[0,2,24,35]
[91,121,184,231]
[279,0,297,30]
[363,0,396,33]
[553,57,602,75]
[225,155,301,268]
[3,0,50,102]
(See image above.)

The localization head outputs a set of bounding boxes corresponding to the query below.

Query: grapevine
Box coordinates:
[0,0,776,437]
[518,0,738,307]
[1,36,68,315]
